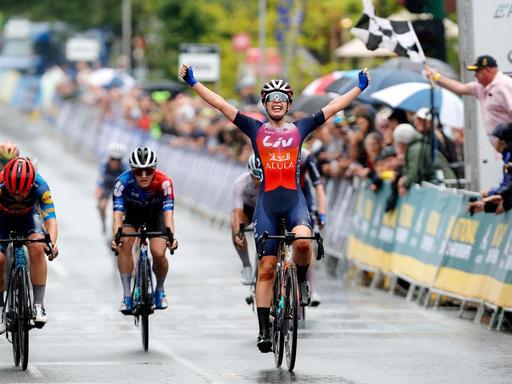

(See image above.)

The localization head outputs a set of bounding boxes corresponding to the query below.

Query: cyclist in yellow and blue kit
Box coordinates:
[0,157,58,333]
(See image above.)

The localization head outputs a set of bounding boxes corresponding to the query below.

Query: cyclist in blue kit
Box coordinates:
[111,147,178,314]
[180,63,369,352]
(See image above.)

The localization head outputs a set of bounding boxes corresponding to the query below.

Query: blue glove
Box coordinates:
[357,70,369,91]
[183,66,198,87]
[318,213,327,227]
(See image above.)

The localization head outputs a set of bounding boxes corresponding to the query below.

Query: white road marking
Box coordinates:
[152,340,226,384]
[27,364,44,378]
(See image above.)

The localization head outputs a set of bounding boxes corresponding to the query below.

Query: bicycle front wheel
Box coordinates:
[271,268,284,368]
[16,269,30,370]
[140,258,151,352]
[284,267,298,372]
[9,273,20,367]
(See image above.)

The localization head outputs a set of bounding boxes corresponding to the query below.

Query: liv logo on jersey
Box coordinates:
[262,136,294,148]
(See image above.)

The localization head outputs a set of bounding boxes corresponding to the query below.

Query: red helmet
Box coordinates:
[3,157,36,197]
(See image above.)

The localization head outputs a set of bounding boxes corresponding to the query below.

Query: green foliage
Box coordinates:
[0,0,459,94]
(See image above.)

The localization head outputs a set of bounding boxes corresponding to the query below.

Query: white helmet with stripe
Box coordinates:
[129,146,158,168]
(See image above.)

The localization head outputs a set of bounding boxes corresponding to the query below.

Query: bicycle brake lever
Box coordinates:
[257,232,269,256]
[43,233,56,261]
[315,232,325,260]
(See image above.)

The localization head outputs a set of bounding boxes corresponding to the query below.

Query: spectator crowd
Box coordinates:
[44,54,512,217]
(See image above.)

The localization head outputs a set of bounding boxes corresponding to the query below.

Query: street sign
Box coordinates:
[179,44,220,82]
[66,37,100,62]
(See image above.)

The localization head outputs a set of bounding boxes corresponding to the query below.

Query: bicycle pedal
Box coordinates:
[33,322,45,329]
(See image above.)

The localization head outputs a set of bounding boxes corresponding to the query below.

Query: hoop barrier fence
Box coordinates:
[2,70,512,330]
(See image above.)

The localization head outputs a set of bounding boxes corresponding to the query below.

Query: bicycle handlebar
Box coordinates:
[237,223,253,239]
[114,226,175,255]
[257,231,324,260]
[0,232,56,261]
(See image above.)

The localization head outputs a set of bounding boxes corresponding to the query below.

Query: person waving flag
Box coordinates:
[352,0,425,63]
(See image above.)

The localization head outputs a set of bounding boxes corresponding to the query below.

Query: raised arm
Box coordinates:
[179,64,239,122]
[424,64,473,96]
[321,69,369,121]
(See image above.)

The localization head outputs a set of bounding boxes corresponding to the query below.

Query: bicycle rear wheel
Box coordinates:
[284,267,298,372]
[140,258,151,352]
[16,269,30,370]
[9,273,20,367]
[271,268,284,368]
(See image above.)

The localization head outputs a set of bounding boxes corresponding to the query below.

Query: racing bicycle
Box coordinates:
[114,225,174,352]
[0,231,55,370]
[258,218,324,372]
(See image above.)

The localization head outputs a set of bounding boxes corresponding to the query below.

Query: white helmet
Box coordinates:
[247,154,262,179]
[107,142,126,160]
[129,146,158,168]
[260,79,293,103]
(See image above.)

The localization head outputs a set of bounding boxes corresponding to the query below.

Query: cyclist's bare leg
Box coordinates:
[292,225,313,305]
[27,233,47,305]
[292,225,312,267]
[231,209,251,268]
[255,256,276,306]
[150,237,168,290]
[255,255,276,347]
[117,226,136,297]
[97,197,108,234]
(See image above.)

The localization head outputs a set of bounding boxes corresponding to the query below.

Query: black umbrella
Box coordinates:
[291,94,334,115]
[379,57,458,80]
[334,68,427,104]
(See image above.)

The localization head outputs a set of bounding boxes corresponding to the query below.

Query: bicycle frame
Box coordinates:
[0,231,54,370]
[257,219,324,371]
[132,239,155,316]
[114,224,174,351]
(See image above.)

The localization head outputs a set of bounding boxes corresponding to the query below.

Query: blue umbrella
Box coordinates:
[371,82,464,127]
[334,68,428,103]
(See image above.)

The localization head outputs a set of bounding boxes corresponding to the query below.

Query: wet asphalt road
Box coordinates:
[0,107,511,384]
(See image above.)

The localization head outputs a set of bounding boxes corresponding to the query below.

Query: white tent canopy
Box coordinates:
[334,38,395,58]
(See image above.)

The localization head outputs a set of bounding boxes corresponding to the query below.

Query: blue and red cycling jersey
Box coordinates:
[233,110,325,255]
[0,172,56,221]
[234,111,325,193]
[112,169,174,214]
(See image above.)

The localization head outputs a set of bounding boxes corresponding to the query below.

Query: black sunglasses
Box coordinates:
[132,167,156,176]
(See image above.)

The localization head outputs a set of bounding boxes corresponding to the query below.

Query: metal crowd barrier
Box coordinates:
[4,72,512,331]
[50,100,358,259]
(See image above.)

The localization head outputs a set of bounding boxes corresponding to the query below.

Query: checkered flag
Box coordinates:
[351,0,425,63]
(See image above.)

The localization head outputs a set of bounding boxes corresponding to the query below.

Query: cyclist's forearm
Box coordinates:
[322,87,361,121]
[112,211,124,238]
[164,210,175,235]
[192,82,238,121]
[315,184,327,214]
[45,218,58,244]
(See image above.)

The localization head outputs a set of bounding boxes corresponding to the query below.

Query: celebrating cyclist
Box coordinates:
[233,150,326,288]
[180,63,369,352]
[232,154,262,285]
[111,147,178,314]
[0,157,58,332]
[96,143,128,234]
[0,141,20,171]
